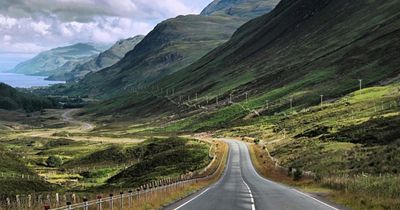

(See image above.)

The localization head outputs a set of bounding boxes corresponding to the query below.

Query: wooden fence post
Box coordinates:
[6,197,10,207]
[28,194,32,208]
[96,195,102,210]
[16,195,20,208]
[55,193,59,206]
[109,194,113,210]
[120,192,123,209]
[128,190,133,209]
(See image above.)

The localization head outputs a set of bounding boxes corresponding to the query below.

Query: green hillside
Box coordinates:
[0,83,54,112]
[88,0,400,122]
[0,146,54,194]
[12,43,107,77]
[107,137,210,187]
[52,0,279,98]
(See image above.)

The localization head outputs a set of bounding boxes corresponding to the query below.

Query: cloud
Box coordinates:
[0,0,205,22]
[0,0,213,68]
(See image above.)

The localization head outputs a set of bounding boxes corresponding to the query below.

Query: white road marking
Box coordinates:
[233,140,340,210]
[173,142,233,210]
[173,188,210,210]
[292,189,339,210]
[242,177,256,210]
[236,141,256,210]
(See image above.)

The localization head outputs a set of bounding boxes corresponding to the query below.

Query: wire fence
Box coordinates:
[0,140,226,210]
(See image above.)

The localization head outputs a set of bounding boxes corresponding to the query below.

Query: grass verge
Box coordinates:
[249,144,400,210]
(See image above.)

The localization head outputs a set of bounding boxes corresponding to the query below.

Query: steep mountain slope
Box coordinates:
[49,36,144,81]
[0,83,54,112]
[61,0,279,98]
[89,0,400,121]
[12,43,108,77]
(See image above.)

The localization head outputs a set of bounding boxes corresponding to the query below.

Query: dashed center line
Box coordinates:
[238,149,256,210]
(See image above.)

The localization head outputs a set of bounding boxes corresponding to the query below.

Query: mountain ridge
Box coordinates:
[11,43,108,77]
[56,0,280,98]
[86,0,400,121]
[48,35,144,81]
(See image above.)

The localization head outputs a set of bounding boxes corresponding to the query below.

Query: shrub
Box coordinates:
[46,155,63,167]
[293,168,303,181]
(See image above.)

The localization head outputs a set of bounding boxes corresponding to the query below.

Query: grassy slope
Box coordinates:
[51,0,279,98]
[88,0,400,121]
[58,15,247,98]
[107,137,210,188]
[0,146,54,194]
[234,84,400,209]
[12,43,105,76]
[0,83,54,112]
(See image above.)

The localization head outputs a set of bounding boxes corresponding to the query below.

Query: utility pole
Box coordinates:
[359,79,363,90]
[290,97,293,111]
[216,95,219,105]
[320,95,324,107]
[195,93,198,101]
[265,100,269,109]
[245,92,248,103]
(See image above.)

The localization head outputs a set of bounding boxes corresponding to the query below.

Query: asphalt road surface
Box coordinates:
[165,140,343,210]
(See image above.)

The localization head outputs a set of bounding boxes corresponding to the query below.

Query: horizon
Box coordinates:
[0,0,213,71]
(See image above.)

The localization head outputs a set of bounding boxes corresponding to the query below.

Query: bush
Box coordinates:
[46,155,63,167]
[293,168,303,181]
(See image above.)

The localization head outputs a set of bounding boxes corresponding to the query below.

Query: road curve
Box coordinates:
[62,109,95,131]
[165,140,343,210]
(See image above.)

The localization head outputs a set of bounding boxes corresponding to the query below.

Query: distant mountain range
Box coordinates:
[48,36,144,81]
[54,0,279,98]
[11,43,109,77]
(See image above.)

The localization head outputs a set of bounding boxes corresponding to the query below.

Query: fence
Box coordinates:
[0,140,227,210]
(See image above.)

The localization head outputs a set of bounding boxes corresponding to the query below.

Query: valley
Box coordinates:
[0,0,399,209]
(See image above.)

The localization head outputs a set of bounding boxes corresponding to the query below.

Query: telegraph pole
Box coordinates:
[245,92,248,103]
[265,100,269,109]
[359,79,363,90]
[290,97,293,111]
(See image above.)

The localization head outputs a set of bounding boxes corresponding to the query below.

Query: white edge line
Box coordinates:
[234,140,339,210]
[292,189,339,210]
[174,141,233,210]
[173,188,210,210]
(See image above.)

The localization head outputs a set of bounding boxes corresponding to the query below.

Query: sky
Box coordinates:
[0,0,213,71]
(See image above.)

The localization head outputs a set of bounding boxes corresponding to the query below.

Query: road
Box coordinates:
[62,109,95,131]
[166,140,343,210]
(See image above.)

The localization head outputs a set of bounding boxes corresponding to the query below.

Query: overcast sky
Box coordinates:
[0,0,213,71]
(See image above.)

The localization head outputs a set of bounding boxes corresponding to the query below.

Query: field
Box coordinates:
[0,108,212,205]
